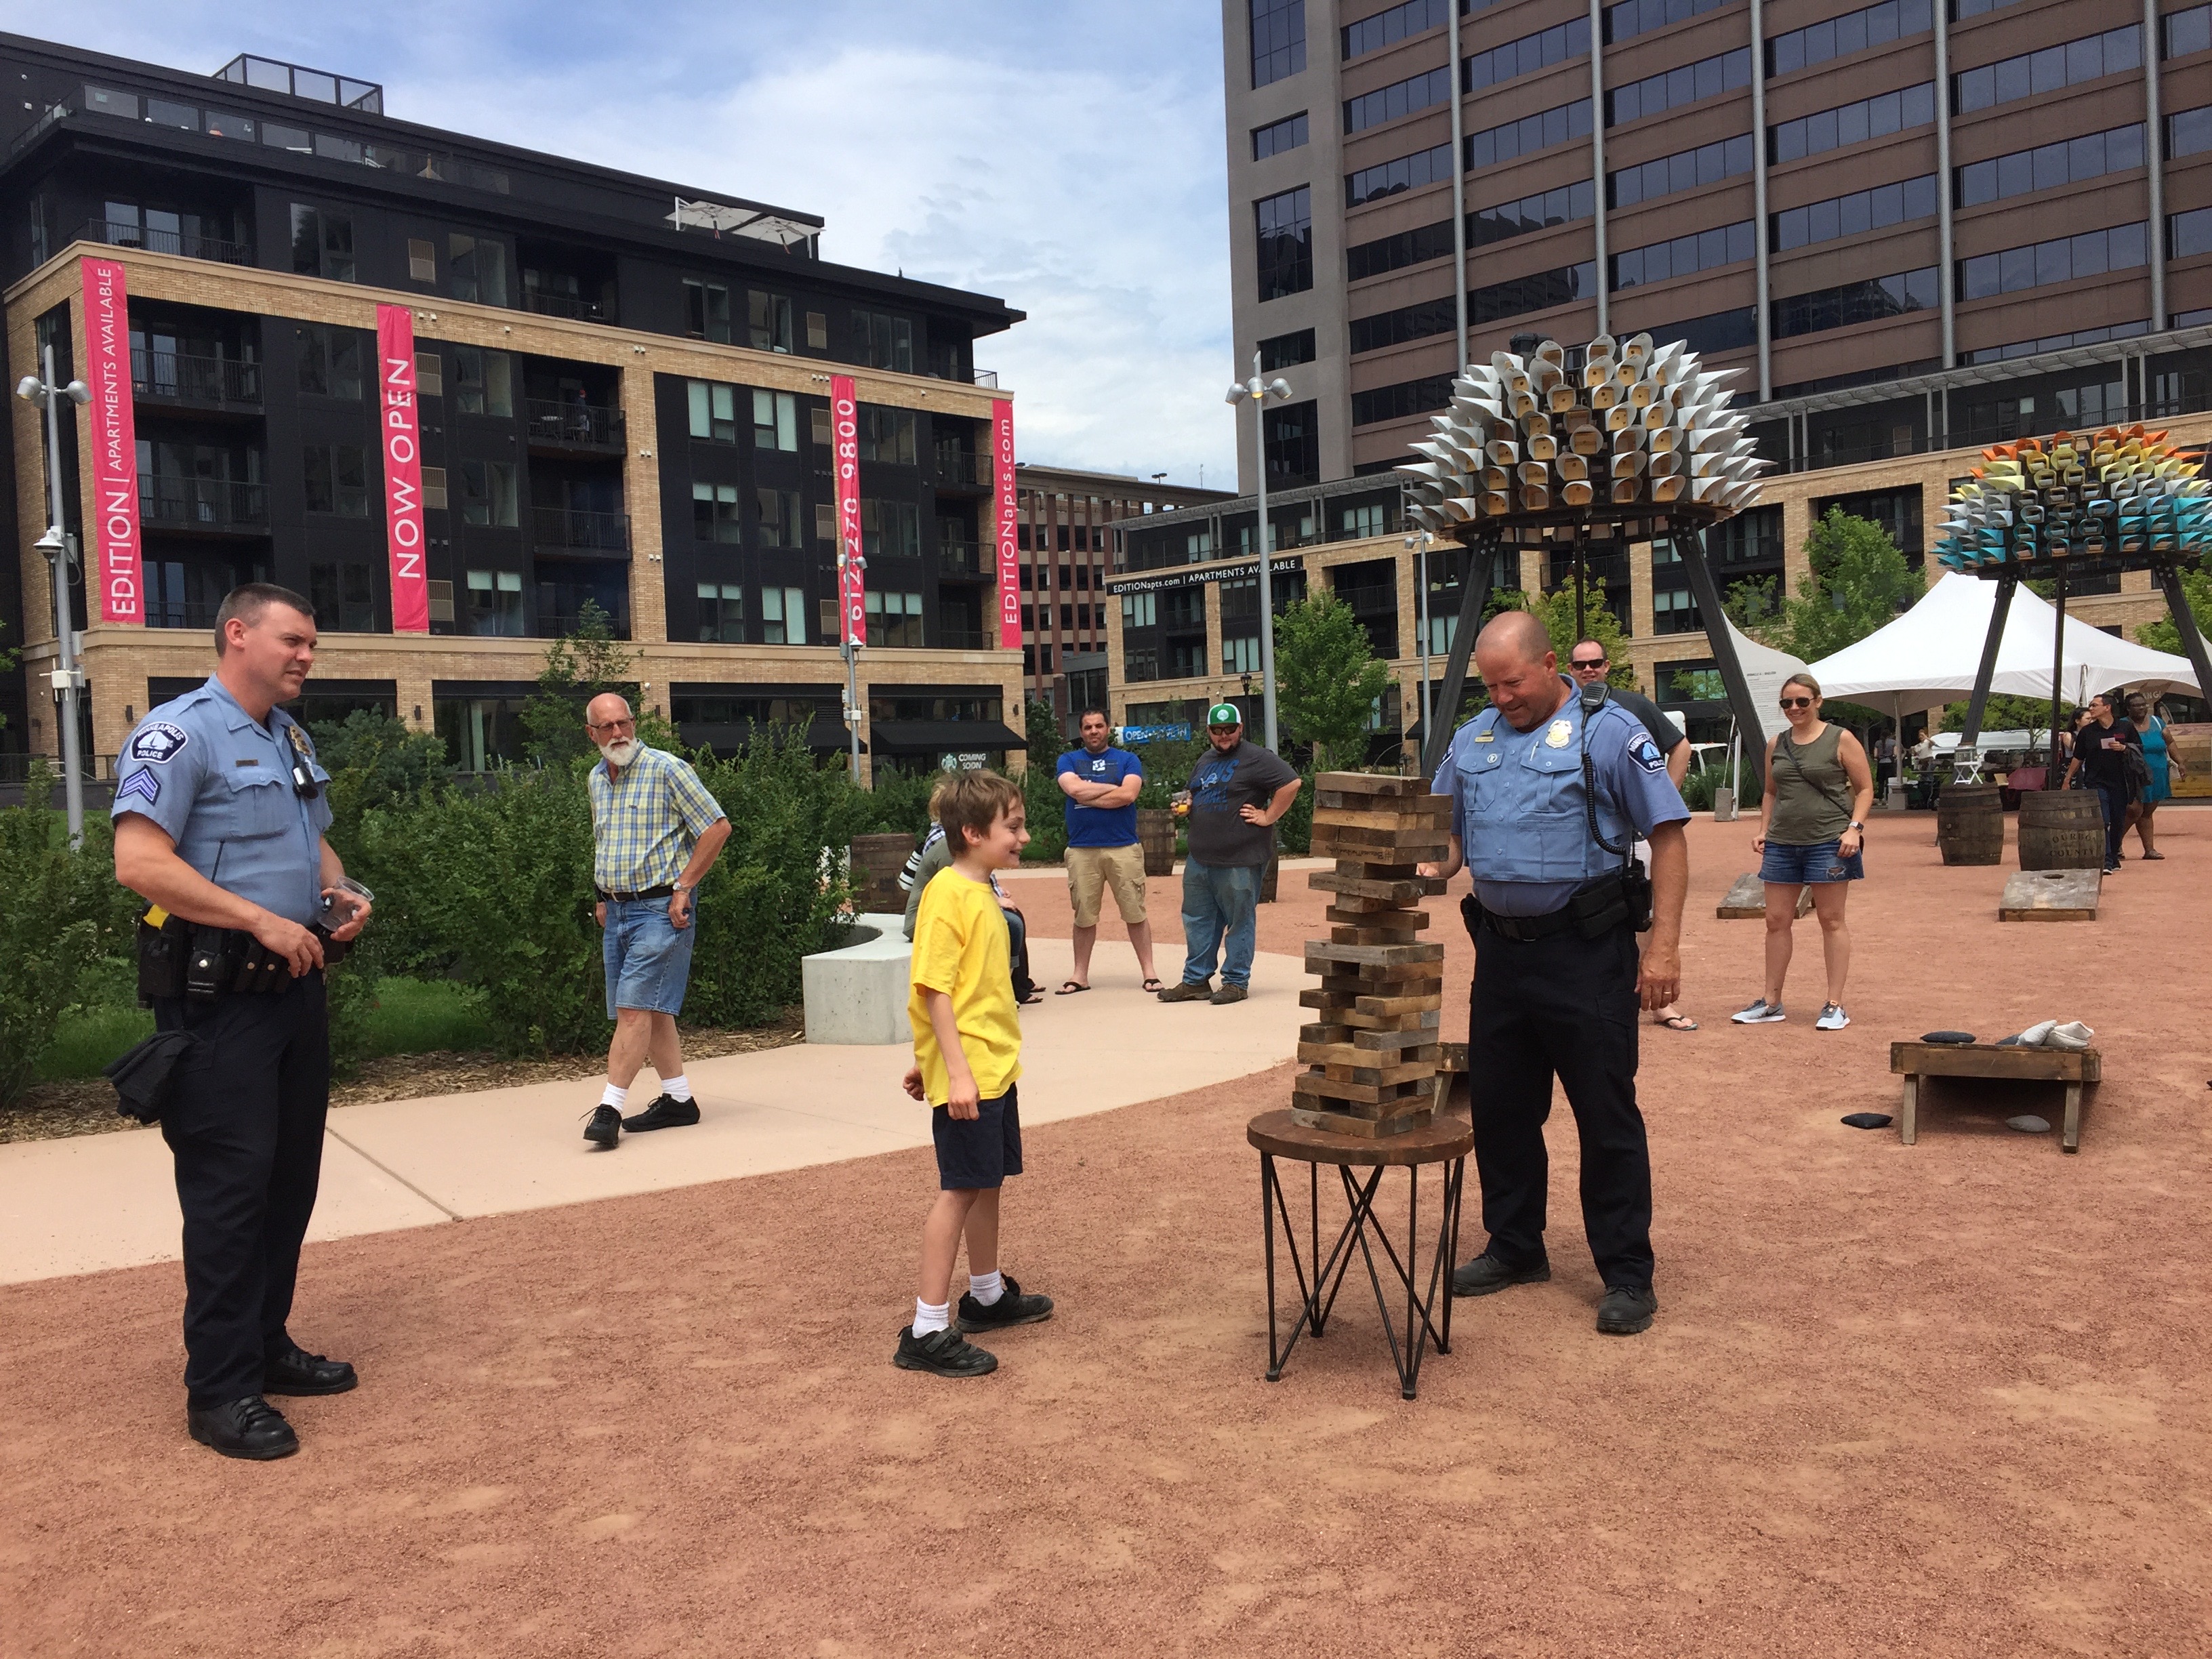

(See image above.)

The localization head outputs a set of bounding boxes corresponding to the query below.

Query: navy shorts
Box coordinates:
[932,1086,1023,1191]
[1761,838,1864,885]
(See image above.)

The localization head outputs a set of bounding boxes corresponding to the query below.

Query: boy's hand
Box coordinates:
[947,1074,981,1120]
[901,1065,924,1102]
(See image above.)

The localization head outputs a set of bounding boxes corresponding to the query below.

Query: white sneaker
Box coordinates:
[1731,998,1786,1024]
[1816,1004,1850,1031]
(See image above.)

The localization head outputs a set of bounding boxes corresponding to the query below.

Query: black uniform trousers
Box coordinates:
[153,970,331,1409]
[1468,917,1656,1290]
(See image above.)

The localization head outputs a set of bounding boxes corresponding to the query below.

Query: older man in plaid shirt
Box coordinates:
[581,693,732,1149]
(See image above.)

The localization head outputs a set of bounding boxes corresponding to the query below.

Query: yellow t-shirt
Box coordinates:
[908,866,1023,1106]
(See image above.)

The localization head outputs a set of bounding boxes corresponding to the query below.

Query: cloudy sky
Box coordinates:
[8,0,1242,487]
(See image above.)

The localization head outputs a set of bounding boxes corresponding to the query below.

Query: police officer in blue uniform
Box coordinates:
[1422,611,1689,1336]
[112,583,371,1459]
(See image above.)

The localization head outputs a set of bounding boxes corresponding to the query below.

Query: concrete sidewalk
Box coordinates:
[0,938,1305,1285]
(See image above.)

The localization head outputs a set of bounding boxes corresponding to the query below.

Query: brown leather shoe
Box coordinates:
[1157,979,1213,1002]
[1208,983,1249,1004]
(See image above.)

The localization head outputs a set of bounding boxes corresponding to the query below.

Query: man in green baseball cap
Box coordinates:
[1158,701,1300,1005]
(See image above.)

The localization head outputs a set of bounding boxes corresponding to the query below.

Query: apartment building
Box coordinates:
[0,34,1036,780]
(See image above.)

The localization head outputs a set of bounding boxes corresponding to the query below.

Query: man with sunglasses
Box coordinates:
[1158,703,1300,1004]
[112,583,373,1460]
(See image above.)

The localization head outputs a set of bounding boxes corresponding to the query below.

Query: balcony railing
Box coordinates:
[146,599,225,630]
[132,348,260,406]
[83,219,250,265]
[139,478,268,529]
[937,626,990,649]
[520,289,615,324]
[524,398,624,449]
[532,506,630,552]
[931,450,992,489]
[937,539,983,572]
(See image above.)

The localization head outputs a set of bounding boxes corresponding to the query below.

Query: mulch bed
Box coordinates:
[0,1010,806,1145]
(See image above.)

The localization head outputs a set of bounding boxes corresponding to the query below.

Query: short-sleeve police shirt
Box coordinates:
[110,675,334,926]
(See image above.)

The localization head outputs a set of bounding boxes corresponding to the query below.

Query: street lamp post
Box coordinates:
[838,537,867,786]
[1224,353,1294,752]
[17,347,91,846]
[1404,528,1435,760]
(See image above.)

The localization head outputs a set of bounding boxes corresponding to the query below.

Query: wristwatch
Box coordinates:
[1845,821,1864,832]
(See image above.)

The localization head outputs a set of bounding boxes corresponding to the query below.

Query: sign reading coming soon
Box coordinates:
[831,373,865,647]
[992,399,1020,649]
[81,257,142,624]
[375,304,430,634]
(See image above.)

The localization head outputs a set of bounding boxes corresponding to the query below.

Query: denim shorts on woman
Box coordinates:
[602,895,698,1017]
[1760,838,1864,885]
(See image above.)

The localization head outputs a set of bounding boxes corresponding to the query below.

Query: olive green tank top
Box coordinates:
[1769,724,1854,845]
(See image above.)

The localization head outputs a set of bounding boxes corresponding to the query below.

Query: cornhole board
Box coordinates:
[1999,868,2101,922]
[1717,874,1815,918]
[1889,1040,2102,1152]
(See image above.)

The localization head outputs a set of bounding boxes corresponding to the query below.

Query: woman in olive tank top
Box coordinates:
[1732,672,1875,1032]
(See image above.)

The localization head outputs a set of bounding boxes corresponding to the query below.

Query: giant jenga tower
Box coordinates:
[1294,774,1452,1137]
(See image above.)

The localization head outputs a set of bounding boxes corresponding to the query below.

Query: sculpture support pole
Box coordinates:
[1958,571,2016,751]
[1573,519,1587,643]
[1420,535,1497,781]
[1676,526,1765,794]
[2154,562,2212,715]
[2048,563,2068,780]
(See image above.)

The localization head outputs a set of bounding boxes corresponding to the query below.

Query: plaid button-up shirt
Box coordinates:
[590,745,728,893]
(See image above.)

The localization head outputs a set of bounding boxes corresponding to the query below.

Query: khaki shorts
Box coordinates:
[1065,842,1147,928]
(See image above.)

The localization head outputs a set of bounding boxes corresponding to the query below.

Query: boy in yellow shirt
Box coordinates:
[897,771,1056,1376]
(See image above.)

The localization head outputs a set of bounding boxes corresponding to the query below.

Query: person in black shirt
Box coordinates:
[2061,693,2142,874]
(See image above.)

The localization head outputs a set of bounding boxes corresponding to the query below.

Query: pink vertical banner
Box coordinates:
[831,373,865,646]
[80,257,142,624]
[375,304,430,633]
[992,398,1019,649]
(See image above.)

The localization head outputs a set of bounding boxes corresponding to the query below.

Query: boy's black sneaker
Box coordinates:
[621,1094,699,1132]
[893,1325,998,1377]
[583,1105,621,1147]
[956,1275,1054,1332]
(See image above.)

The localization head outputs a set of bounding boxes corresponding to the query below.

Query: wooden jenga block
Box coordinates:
[1296,1039,1441,1068]
[1326,905,1427,929]
[1312,806,1453,832]
[1307,872,1443,903]
[1313,772,1430,798]
[1304,941,1443,968]
[1354,990,1442,1016]
[1294,1070,1439,1106]
[1290,1107,1432,1139]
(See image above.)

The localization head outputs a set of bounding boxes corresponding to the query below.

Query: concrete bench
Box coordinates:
[801,912,914,1046]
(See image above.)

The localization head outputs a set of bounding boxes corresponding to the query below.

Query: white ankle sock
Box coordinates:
[968,1270,1004,1306]
[663,1074,692,1103]
[600,1084,628,1112]
[913,1298,950,1336]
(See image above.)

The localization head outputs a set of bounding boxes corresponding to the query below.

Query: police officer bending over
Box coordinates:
[1421,611,1689,1336]
[111,583,371,1459]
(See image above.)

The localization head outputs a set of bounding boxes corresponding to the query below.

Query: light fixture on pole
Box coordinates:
[1404,527,1436,762]
[18,352,91,846]
[837,539,866,785]
[1224,354,1294,751]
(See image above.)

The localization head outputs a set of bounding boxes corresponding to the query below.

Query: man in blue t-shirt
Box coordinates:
[1054,709,1160,994]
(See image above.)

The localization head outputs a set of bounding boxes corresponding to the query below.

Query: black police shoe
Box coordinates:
[956,1275,1054,1332]
[893,1326,998,1377]
[264,1345,357,1396]
[583,1105,621,1147]
[1596,1284,1659,1336]
[188,1395,299,1460]
[621,1094,700,1132]
[1450,1252,1551,1298]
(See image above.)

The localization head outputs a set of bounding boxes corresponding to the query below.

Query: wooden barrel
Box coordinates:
[1935,783,2003,866]
[1136,808,1177,876]
[2017,790,2106,870]
[848,832,917,912]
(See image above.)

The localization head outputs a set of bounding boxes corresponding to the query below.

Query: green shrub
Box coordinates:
[1678,764,1729,813]
[1277,769,1315,855]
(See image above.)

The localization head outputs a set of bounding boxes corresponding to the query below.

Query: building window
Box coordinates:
[865,590,924,647]
[1611,220,1757,289]
[1255,186,1313,300]
[1651,588,1700,634]
[1604,0,1729,44]
[1606,47,1750,126]
[1346,142,1452,208]
[407,239,436,283]
[1774,176,1939,251]
[753,389,798,451]
[1769,83,1936,164]
[1346,67,1452,136]
[761,585,807,645]
[1953,25,2140,115]
[460,459,520,526]
[856,311,914,372]
[1957,224,2146,301]
[1462,21,1590,98]
[451,346,514,417]
[289,204,356,282]
[1122,592,1158,628]
[858,405,918,463]
[466,569,524,636]
[1254,111,1310,157]
[302,444,369,515]
[415,352,445,398]
[1609,134,1754,209]
[1465,100,1593,170]
[1351,375,1456,427]
[1654,307,1759,355]
[295,323,364,400]
[693,482,741,543]
[1341,502,1388,538]
[308,560,376,630]
[422,465,448,510]
[744,290,792,354]
[1767,0,1933,77]
[1124,644,1161,682]
[1223,635,1264,674]
[757,487,803,549]
[861,497,922,558]
[1344,0,1448,59]
[1259,329,1317,370]
[1252,0,1306,86]
[1471,180,1597,249]
[1469,262,1598,325]
[697,581,744,642]
[1350,295,1456,354]
[684,279,732,343]
[1773,268,1940,336]
[1957,125,2145,209]
[447,233,510,306]
[687,380,739,443]
[806,310,830,349]
[1347,219,1457,280]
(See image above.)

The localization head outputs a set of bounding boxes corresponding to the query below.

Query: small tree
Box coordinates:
[2133,565,2212,658]
[1273,592,1390,768]
[520,601,674,765]
[1761,508,1925,664]
[1522,581,1636,690]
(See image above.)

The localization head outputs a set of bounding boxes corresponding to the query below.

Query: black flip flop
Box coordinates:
[1056,981,1090,996]
[1142,978,1165,993]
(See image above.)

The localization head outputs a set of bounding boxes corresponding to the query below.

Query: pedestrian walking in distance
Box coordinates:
[582,693,731,1148]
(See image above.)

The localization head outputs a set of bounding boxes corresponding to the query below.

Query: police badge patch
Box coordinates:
[1544,719,1573,747]
[127,721,190,763]
[1628,730,1668,773]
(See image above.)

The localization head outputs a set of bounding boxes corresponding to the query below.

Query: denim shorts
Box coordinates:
[932,1086,1023,1191]
[1760,838,1864,885]
[603,895,697,1017]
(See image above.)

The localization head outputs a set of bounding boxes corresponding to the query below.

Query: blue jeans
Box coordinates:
[1179,859,1261,989]
[602,895,697,1017]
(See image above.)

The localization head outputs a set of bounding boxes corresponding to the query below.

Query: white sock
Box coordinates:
[662,1074,692,1103]
[913,1298,951,1336]
[968,1269,1004,1306]
[600,1083,628,1112]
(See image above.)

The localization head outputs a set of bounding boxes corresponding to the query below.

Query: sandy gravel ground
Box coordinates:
[4,812,2209,1658]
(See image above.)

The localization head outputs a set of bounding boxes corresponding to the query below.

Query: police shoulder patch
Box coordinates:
[116,767,161,805]
[1626,728,1667,774]
[127,720,190,763]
